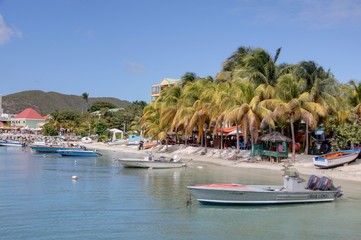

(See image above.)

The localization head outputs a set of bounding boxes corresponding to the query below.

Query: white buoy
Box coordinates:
[72,175,78,180]
[74,160,77,164]
[197,166,203,169]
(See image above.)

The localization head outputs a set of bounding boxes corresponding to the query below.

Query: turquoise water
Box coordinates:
[1,146,361,240]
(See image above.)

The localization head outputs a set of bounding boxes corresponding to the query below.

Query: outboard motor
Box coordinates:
[306,175,320,190]
[316,176,333,190]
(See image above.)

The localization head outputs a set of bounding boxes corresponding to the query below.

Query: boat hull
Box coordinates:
[187,184,339,205]
[313,150,360,169]
[118,159,185,169]
[57,150,99,157]
[30,145,83,153]
[0,140,24,147]
[0,143,23,147]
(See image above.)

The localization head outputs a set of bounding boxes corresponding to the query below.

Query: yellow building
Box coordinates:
[151,78,180,102]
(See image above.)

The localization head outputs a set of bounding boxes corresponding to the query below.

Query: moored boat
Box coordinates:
[30,144,83,153]
[57,149,100,157]
[313,149,360,169]
[117,154,185,169]
[187,168,342,205]
[0,139,25,147]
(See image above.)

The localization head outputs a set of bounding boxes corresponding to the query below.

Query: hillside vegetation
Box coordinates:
[2,90,131,115]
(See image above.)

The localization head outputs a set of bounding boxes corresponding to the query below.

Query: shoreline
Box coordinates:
[87,142,361,183]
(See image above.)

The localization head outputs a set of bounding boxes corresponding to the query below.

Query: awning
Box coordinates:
[216,126,237,133]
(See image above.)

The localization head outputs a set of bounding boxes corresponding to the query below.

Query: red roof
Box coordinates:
[14,108,45,119]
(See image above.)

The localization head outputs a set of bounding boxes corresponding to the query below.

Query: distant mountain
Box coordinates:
[2,90,131,115]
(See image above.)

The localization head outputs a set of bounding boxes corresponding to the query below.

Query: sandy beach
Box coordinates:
[87,142,361,183]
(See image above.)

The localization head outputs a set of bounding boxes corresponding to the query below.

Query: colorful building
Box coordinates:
[151,78,180,102]
[11,108,45,129]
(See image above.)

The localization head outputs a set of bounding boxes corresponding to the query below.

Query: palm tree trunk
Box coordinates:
[221,127,224,150]
[290,119,296,162]
[236,124,240,153]
[305,123,309,155]
[249,126,255,157]
[204,128,208,153]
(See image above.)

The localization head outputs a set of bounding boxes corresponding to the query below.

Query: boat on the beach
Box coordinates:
[117,154,185,169]
[81,137,93,144]
[313,149,360,169]
[57,149,100,157]
[0,139,25,147]
[187,168,343,205]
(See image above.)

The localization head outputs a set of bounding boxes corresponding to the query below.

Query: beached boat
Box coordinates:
[0,139,25,147]
[187,168,343,205]
[313,149,360,169]
[57,149,100,157]
[81,137,93,144]
[117,154,185,169]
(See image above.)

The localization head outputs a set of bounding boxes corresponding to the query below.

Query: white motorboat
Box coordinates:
[187,168,342,205]
[0,139,25,147]
[117,154,186,169]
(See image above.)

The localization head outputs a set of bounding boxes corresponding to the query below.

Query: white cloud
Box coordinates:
[124,61,146,73]
[0,14,22,45]
[234,0,361,28]
[298,0,361,27]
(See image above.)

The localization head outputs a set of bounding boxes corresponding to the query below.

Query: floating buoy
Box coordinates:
[72,175,78,180]
[197,166,203,169]
[74,160,77,164]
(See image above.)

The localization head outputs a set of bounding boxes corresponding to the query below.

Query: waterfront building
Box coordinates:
[11,108,45,129]
[151,78,180,102]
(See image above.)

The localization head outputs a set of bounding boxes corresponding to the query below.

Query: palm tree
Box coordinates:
[81,92,89,112]
[348,80,361,122]
[180,72,198,87]
[216,46,253,82]
[296,61,339,114]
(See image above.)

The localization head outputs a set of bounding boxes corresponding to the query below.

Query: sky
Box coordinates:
[1,0,361,103]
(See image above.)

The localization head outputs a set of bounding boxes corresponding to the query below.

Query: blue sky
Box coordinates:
[1,0,361,103]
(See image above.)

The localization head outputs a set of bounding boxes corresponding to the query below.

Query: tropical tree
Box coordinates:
[348,80,361,121]
[180,72,198,87]
[88,101,117,113]
[81,92,89,112]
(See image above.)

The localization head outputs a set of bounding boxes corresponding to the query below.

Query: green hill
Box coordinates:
[2,90,131,115]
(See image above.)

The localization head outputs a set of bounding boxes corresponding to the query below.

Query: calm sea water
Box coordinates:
[1,146,361,240]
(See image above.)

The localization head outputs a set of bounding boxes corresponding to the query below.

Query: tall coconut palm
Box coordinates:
[81,92,89,112]
[296,61,339,115]
[216,46,253,82]
[348,80,361,122]
[222,79,262,153]
[180,72,198,87]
